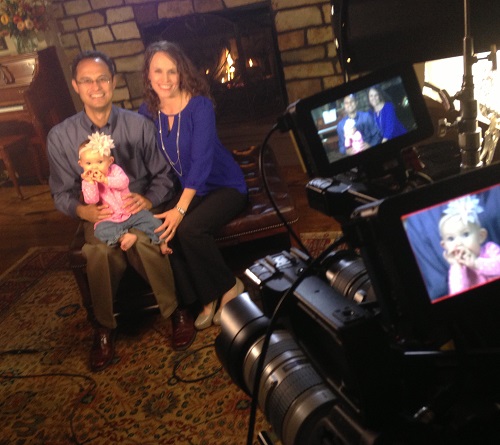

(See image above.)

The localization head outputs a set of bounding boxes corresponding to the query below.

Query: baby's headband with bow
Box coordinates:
[440,195,484,229]
[80,132,115,157]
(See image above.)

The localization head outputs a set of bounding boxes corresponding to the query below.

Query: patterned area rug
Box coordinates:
[299,231,344,259]
[0,247,275,445]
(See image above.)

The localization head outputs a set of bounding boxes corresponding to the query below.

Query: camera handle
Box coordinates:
[352,148,425,194]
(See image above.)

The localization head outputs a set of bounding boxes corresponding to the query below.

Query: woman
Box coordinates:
[368,86,407,143]
[139,41,248,330]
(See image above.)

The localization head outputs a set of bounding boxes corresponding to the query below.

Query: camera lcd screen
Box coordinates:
[402,183,500,304]
[352,163,500,345]
[290,63,433,177]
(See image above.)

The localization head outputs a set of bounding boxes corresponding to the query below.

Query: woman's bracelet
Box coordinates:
[176,206,186,217]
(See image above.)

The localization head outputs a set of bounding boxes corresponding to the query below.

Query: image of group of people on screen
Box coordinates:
[315,82,410,161]
[404,189,500,302]
[337,86,408,155]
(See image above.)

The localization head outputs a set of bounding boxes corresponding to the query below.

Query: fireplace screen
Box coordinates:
[140,8,287,123]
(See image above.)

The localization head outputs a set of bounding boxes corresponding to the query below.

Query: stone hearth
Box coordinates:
[51,0,342,113]
[140,6,287,123]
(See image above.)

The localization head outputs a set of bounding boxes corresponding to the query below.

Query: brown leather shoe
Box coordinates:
[171,308,196,351]
[89,326,115,372]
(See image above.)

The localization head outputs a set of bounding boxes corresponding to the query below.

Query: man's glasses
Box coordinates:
[76,76,112,87]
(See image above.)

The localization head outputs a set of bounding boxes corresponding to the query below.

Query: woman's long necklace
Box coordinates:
[158,107,183,177]
[374,103,384,129]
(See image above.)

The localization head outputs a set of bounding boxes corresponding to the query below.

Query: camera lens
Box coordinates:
[214,293,270,393]
[323,250,376,304]
[243,331,336,445]
[216,295,336,445]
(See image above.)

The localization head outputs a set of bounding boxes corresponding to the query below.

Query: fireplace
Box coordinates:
[140,6,288,123]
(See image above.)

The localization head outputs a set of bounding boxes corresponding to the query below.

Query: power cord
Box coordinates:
[172,343,222,383]
[258,123,311,256]
[0,370,97,444]
[0,345,163,444]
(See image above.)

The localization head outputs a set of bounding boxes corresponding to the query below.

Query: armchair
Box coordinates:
[69,144,299,322]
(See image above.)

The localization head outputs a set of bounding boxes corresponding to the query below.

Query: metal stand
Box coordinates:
[456,0,482,170]
[444,0,497,171]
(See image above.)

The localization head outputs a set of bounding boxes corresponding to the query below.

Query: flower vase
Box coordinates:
[13,34,38,54]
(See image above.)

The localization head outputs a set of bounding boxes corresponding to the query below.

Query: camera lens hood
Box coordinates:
[214,293,270,393]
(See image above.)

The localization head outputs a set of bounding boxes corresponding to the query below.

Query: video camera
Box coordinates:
[287,62,452,223]
[215,63,500,445]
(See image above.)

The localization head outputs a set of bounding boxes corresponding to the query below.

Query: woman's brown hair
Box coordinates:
[142,41,212,116]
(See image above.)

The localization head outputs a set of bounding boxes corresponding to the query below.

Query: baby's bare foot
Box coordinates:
[160,241,172,255]
[120,233,137,251]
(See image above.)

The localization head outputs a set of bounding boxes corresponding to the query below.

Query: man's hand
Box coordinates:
[122,192,152,215]
[76,203,113,224]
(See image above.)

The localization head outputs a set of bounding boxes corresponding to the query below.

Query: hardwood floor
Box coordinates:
[0,165,338,277]
[0,182,78,276]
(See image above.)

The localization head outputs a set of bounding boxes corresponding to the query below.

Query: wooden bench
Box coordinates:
[69,144,299,321]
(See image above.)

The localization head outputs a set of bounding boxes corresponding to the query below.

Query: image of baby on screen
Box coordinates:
[343,118,365,154]
[439,195,500,295]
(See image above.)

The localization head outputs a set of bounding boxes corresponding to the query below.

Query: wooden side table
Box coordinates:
[0,135,44,199]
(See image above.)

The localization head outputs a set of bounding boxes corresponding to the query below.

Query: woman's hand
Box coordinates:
[154,208,184,243]
[154,188,194,242]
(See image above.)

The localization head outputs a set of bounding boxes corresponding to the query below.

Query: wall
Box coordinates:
[50,0,341,110]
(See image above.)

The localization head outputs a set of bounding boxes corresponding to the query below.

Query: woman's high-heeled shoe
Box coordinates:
[194,300,217,330]
[213,277,244,326]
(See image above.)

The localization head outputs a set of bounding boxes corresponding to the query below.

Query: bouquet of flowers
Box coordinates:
[0,0,50,53]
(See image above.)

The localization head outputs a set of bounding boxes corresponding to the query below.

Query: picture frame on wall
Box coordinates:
[0,36,17,55]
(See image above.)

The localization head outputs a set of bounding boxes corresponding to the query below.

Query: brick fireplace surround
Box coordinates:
[51,0,342,111]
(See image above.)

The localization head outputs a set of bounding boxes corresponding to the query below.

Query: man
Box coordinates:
[47,51,196,372]
[337,94,382,155]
